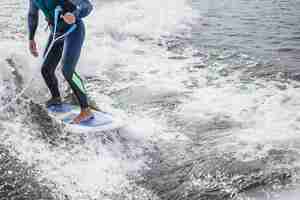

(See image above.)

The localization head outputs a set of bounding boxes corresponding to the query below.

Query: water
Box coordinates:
[192,0,300,76]
[1,0,300,199]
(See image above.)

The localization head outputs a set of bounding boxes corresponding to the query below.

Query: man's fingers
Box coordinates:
[32,51,39,57]
[29,41,39,57]
[32,48,39,57]
[30,49,38,57]
[62,13,76,24]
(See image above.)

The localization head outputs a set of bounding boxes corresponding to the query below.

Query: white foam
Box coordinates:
[0,0,193,199]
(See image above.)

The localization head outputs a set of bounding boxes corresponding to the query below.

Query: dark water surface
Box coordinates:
[192,0,300,76]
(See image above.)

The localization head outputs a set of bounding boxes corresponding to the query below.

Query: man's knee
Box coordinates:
[41,65,51,77]
[62,67,73,81]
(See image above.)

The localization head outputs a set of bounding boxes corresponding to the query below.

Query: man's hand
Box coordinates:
[29,40,39,57]
[62,12,76,24]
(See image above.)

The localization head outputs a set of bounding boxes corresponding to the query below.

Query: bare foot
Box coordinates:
[72,108,94,124]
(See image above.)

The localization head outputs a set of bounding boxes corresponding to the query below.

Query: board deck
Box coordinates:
[47,103,123,131]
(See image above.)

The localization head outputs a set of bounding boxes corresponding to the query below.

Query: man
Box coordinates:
[28,0,94,124]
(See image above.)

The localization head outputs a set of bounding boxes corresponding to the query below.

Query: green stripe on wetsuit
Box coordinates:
[72,72,87,94]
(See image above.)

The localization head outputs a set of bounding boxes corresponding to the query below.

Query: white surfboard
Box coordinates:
[47,103,124,132]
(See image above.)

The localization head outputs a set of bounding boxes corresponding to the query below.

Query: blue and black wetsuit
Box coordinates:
[28,0,93,108]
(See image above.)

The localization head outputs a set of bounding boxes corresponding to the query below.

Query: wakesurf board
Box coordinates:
[47,103,124,132]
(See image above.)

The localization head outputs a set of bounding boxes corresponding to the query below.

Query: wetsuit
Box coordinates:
[28,0,93,108]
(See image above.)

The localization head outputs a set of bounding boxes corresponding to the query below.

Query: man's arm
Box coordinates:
[70,0,93,19]
[28,0,39,40]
